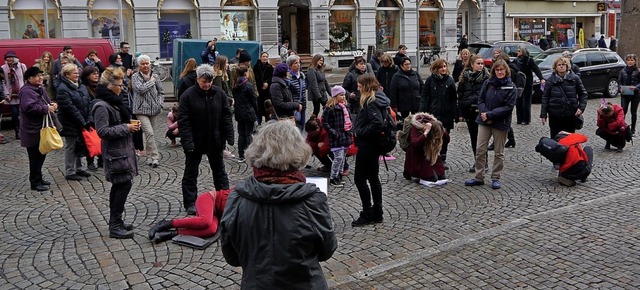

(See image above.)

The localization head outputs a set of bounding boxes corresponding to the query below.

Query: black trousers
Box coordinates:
[466,119,479,156]
[621,95,640,133]
[548,115,576,139]
[182,150,229,209]
[237,120,254,158]
[439,125,453,160]
[516,84,533,123]
[26,145,47,187]
[596,128,626,149]
[560,146,593,181]
[312,99,326,117]
[110,180,132,217]
[354,147,382,211]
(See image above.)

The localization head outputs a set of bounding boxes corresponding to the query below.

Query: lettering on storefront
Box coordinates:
[315,20,328,40]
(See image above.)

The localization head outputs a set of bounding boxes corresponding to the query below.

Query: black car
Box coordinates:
[532,48,625,103]
[468,41,544,68]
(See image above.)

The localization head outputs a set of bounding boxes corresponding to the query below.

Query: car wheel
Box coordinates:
[605,78,619,98]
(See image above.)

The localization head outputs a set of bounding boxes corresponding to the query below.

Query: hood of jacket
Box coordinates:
[373,91,390,107]
[411,112,438,130]
[272,75,288,87]
[235,176,319,205]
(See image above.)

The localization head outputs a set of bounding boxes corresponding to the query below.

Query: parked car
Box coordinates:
[532,48,625,103]
[467,41,544,68]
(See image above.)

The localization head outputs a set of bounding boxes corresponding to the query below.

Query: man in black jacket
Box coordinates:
[178,64,234,215]
[118,42,136,77]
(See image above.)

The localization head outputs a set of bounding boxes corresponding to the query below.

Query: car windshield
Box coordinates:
[537,52,563,70]
[468,46,493,59]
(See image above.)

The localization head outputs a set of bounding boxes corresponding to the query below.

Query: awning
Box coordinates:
[507,13,603,17]
[456,0,480,11]
[329,0,359,9]
[375,0,403,9]
[221,0,259,9]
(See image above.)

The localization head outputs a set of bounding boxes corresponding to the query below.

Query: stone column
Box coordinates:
[258,7,280,59]
[133,7,160,59]
[199,7,221,41]
[441,7,458,63]
[360,7,376,49]
[0,8,9,39]
[60,6,89,38]
[309,8,330,55]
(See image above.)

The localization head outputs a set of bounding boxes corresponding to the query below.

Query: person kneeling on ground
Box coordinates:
[148,188,231,243]
[555,132,593,187]
[596,102,627,152]
[403,112,448,183]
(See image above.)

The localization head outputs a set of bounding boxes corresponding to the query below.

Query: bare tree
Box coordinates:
[618,0,640,57]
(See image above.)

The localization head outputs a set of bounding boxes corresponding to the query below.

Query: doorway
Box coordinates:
[278,0,310,54]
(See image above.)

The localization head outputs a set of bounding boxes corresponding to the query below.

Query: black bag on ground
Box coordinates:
[535,137,568,164]
[625,125,633,143]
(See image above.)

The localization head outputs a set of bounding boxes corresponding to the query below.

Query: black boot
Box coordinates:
[152,230,178,244]
[351,208,374,227]
[109,216,134,239]
[488,143,495,151]
[148,220,173,240]
[505,138,516,148]
[372,204,384,223]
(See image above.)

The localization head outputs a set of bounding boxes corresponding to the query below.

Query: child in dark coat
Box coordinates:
[321,86,353,186]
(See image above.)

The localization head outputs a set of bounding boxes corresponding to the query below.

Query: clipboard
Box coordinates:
[621,85,635,96]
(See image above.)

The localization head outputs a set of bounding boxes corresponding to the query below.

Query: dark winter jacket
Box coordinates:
[420,74,457,129]
[393,52,407,67]
[353,92,390,150]
[177,70,197,100]
[457,68,489,120]
[56,77,92,137]
[307,67,331,103]
[178,84,234,154]
[476,78,517,132]
[92,86,138,184]
[389,68,422,112]
[270,76,298,118]
[232,79,258,122]
[321,104,352,148]
[376,65,398,102]
[18,83,51,148]
[514,55,543,86]
[342,68,370,113]
[220,176,337,290]
[619,65,640,97]
[452,59,465,83]
[540,72,588,119]
[369,57,381,73]
[253,60,273,99]
[118,52,135,71]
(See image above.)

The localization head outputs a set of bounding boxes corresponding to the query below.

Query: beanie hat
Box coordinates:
[238,50,251,63]
[4,51,17,60]
[24,66,43,80]
[273,63,288,78]
[331,85,346,97]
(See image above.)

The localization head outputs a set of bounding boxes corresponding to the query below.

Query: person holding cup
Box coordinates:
[93,66,141,239]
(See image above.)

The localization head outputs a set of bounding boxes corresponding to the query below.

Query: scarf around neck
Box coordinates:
[253,167,306,184]
[96,84,131,123]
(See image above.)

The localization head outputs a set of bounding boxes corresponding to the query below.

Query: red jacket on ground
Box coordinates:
[557,133,588,173]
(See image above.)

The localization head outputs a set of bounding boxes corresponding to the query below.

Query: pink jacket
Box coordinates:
[167,111,178,131]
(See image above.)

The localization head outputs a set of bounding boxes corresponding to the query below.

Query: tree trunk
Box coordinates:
[618,0,640,58]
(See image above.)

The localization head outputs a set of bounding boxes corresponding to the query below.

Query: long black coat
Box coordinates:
[177,71,197,100]
[56,77,92,137]
[253,60,273,101]
[178,84,234,154]
[233,80,258,122]
[420,75,458,129]
[376,65,398,102]
[540,72,588,119]
[270,76,298,118]
[389,69,422,113]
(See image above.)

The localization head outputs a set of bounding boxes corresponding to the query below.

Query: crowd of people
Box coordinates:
[3,38,640,288]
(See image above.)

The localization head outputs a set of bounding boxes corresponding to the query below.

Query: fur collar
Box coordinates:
[411,112,438,131]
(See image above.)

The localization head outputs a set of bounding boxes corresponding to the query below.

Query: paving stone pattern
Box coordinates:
[1,101,639,289]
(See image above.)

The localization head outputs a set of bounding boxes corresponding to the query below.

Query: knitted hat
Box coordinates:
[331,85,346,97]
[238,50,251,63]
[273,63,288,78]
[4,51,17,60]
[24,66,43,80]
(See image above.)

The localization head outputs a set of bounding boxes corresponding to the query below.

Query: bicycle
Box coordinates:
[152,57,172,82]
[420,46,441,66]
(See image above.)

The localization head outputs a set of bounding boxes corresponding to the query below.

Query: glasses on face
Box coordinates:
[495,68,506,72]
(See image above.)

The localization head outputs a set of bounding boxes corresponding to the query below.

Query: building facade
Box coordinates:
[0,0,505,67]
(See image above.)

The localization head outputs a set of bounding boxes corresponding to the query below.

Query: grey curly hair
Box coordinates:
[245,120,311,171]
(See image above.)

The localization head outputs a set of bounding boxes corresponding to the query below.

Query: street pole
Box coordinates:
[416,0,420,75]
[43,0,49,38]
[118,0,124,45]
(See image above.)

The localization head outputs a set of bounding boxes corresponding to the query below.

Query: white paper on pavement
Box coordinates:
[419,179,450,187]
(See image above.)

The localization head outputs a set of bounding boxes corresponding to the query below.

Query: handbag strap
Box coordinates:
[42,112,53,128]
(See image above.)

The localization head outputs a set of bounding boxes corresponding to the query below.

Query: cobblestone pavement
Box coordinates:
[1,100,639,289]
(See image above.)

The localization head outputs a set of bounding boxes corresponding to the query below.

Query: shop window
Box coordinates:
[11,10,60,39]
[419,11,439,48]
[513,18,546,43]
[376,0,401,51]
[329,1,357,51]
[547,18,576,47]
[159,13,194,58]
[220,10,255,41]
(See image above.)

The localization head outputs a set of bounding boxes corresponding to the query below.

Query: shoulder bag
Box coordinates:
[557,84,583,130]
[39,112,64,154]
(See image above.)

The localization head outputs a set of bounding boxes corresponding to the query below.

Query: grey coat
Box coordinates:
[306,67,330,102]
[131,71,164,116]
[92,91,138,184]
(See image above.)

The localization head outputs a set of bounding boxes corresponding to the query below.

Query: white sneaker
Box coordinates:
[223,150,235,158]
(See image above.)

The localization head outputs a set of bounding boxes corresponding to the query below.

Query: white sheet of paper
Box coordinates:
[419,179,450,187]
[306,177,328,195]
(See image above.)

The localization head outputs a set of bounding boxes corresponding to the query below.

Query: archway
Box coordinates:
[278,0,310,54]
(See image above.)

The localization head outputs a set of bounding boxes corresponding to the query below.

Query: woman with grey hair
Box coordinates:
[56,63,93,181]
[178,64,234,215]
[514,45,544,125]
[132,54,164,168]
[220,120,337,289]
[286,54,307,131]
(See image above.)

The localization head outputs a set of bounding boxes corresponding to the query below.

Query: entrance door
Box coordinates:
[278,0,310,54]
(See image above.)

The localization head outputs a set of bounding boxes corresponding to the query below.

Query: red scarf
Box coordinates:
[9,66,20,95]
[253,167,306,184]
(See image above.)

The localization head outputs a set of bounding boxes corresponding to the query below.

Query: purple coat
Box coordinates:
[18,82,51,148]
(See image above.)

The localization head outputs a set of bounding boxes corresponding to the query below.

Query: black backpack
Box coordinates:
[535,137,569,164]
[379,106,398,155]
